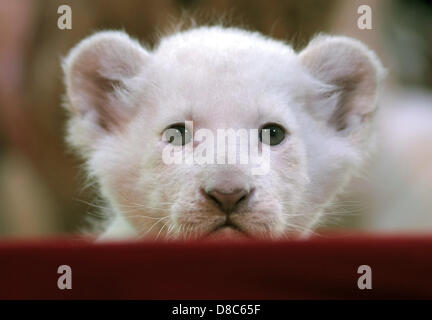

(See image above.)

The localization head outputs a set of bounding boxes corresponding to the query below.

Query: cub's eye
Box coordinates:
[163,124,192,146]
[259,123,286,146]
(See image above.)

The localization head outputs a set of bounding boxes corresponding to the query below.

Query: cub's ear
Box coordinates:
[299,35,385,133]
[63,31,148,151]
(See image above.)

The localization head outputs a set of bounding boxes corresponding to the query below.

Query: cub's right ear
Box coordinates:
[299,35,385,135]
[63,31,148,153]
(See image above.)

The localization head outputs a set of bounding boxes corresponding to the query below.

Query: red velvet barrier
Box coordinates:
[0,234,431,299]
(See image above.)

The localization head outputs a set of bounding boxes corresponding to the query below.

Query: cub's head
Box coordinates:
[63,27,384,240]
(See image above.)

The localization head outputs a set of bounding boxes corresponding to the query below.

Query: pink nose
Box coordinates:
[205,189,250,213]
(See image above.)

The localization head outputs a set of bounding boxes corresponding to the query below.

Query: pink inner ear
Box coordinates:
[64,31,148,132]
[300,37,382,133]
[88,74,128,131]
[70,70,122,131]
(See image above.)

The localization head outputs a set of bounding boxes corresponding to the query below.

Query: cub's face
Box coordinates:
[63,27,383,239]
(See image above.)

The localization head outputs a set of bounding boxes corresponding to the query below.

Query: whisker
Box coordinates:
[156,221,169,240]
[123,213,170,220]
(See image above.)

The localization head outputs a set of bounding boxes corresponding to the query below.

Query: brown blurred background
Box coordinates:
[0,0,431,238]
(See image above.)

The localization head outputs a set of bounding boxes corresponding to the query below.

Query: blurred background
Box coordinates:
[0,0,431,238]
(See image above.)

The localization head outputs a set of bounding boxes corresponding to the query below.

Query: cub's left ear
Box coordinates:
[299,35,385,133]
[63,31,149,132]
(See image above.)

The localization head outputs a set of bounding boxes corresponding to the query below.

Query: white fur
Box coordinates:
[63,26,384,240]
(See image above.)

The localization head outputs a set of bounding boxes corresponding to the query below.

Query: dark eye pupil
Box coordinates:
[259,124,286,146]
[165,124,191,146]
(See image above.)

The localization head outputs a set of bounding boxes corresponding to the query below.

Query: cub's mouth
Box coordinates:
[206,220,249,240]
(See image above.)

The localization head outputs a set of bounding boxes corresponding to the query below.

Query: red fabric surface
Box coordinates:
[0,234,431,299]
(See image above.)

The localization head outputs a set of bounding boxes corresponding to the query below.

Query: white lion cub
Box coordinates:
[63,26,384,240]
